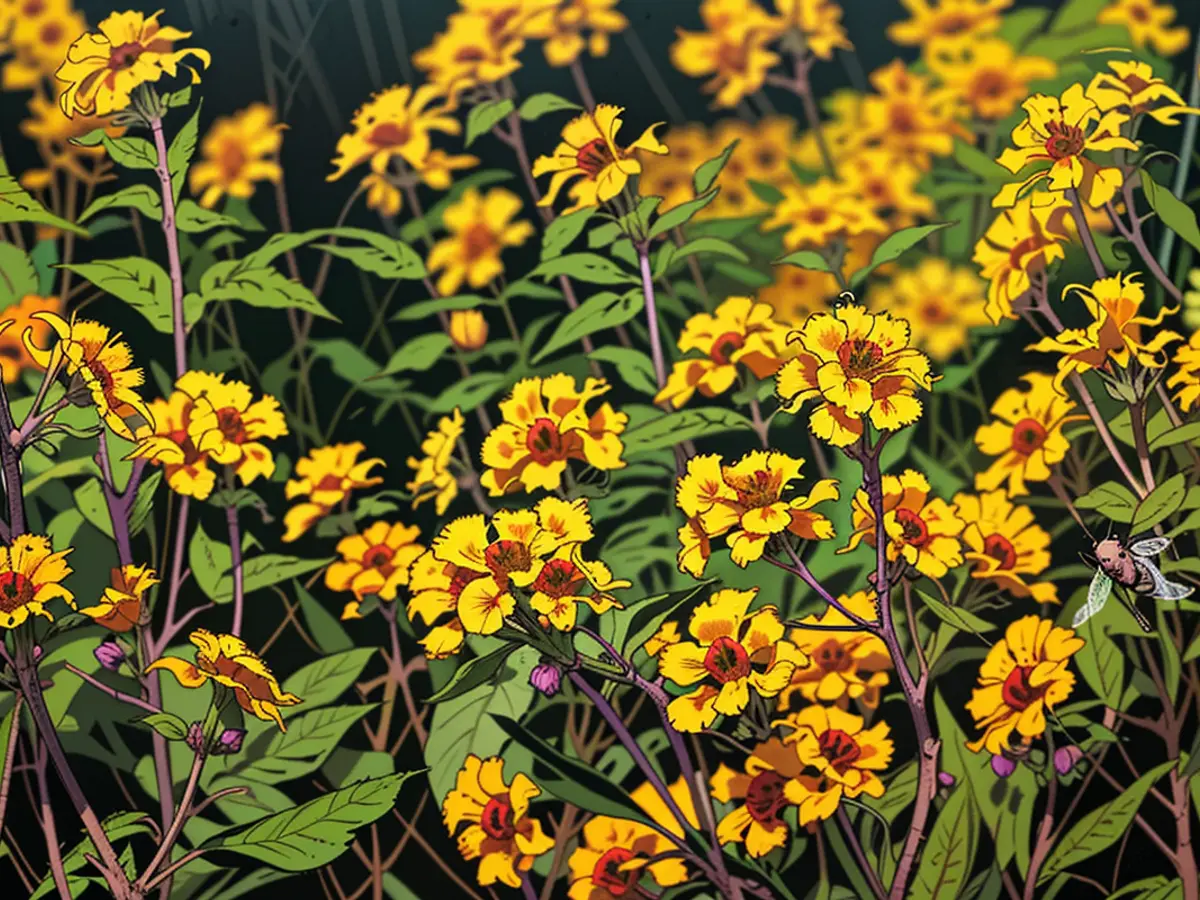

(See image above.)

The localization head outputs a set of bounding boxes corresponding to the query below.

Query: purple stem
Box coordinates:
[65,663,161,716]
[227,504,245,637]
[637,246,668,389]
[150,116,187,378]
[35,740,73,900]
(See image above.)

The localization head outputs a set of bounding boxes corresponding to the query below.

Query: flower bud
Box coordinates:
[991,754,1016,778]
[937,771,955,788]
[214,728,246,755]
[93,640,125,672]
[448,310,488,351]
[186,722,206,755]
[32,644,43,661]
[529,663,561,697]
[1054,745,1084,775]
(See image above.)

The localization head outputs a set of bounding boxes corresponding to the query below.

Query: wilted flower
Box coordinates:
[973,194,1071,324]
[1087,60,1200,126]
[78,564,159,632]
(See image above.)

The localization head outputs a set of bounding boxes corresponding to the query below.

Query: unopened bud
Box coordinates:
[1054,745,1084,775]
[186,722,205,755]
[991,754,1016,778]
[937,771,955,788]
[529,663,561,697]
[93,641,125,672]
[448,310,488,351]
[213,728,246,755]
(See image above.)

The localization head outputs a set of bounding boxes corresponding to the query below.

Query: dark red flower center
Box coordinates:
[575,138,615,179]
[1002,665,1045,711]
[592,847,639,895]
[838,338,885,376]
[216,407,247,444]
[983,533,1018,570]
[363,544,395,572]
[895,508,930,547]
[0,572,33,613]
[703,635,751,683]
[485,540,532,580]
[448,565,485,600]
[806,208,830,225]
[525,417,566,465]
[1044,121,1085,160]
[972,70,1009,100]
[316,473,344,492]
[531,557,585,599]
[40,22,62,45]
[814,638,852,673]
[710,330,745,366]
[454,45,488,63]
[819,728,862,774]
[462,223,498,261]
[480,795,516,840]
[1010,417,1047,455]
[368,121,413,148]
[108,42,144,70]
[745,770,788,825]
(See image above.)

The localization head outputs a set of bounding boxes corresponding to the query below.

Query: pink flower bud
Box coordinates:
[186,722,205,755]
[1054,745,1084,775]
[937,771,955,787]
[991,754,1016,778]
[529,663,561,697]
[214,728,246,755]
[93,641,125,672]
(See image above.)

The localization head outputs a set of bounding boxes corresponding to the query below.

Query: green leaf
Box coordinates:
[137,712,190,741]
[428,371,509,414]
[101,135,158,170]
[849,223,953,286]
[952,139,1010,182]
[215,554,331,605]
[77,183,162,223]
[1148,421,1200,452]
[189,520,232,603]
[914,588,996,635]
[0,241,38,307]
[1141,171,1200,253]
[1131,472,1187,535]
[622,407,754,456]
[601,580,716,656]
[315,234,425,280]
[379,333,453,376]
[908,782,978,900]
[129,470,163,536]
[667,236,749,267]
[648,189,719,239]
[936,340,997,393]
[1039,761,1176,883]
[533,252,639,285]
[164,85,193,108]
[587,346,659,395]
[541,206,596,260]
[532,290,644,364]
[693,140,738,194]
[29,811,154,900]
[228,705,376,785]
[1075,480,1138,524]
[465,99,516,146]
[294,580,353,655]
[427,644,518,703]
[201,771,421,871]
[425,645,538,802]
[168,101,202,201]
[280,648,377,716]
[518,92,581,120]
[176,200,241,233]
[774,249,832,272]
[392,293,498,321]
[0,156,88,235]
[60,258,174,333]
[308,338,399,398]
[198,261,339,322]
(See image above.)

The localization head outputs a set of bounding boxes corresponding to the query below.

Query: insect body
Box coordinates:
[1073,537,1194,631]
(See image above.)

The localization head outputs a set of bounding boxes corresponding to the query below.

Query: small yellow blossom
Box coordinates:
[1168,331,1200,412]
[326,522,425,618]
[868,258,990,361]
[763,177,888,251]
[1087,59,1200,126]
[709,739,807,857]
[670,0,782,109]
[0,534,74,630]
[525,0,628,67]
[1098,0,1189,57]
[973,194,1072,324]
[780,590,891,709]
[407,408,465,515]
[428,187,534,295]
[190,104,284,209]
[0,295,61,384]
[282,443,385,542]
[888,0,1011,46]
[974,372,1080,497]
[773,0,852,60]
[925,36,1056,122]
[953,491,1058,604]
[449,310,489,351]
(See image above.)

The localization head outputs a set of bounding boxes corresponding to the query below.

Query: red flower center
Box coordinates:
[745,770,788,825]
[480,795,516,840]
[485,540,532,581]
[837,338,885,376]
[709,330,746,366]
[1001,665,1045,711]
[819,728,862,774]
[894,508,930,547]
[889,104,917,134]
[703,635,751,684]
[732,468,778,510]
[814,638,852,673]
[806,208,830,225]
[368,121,413,149]
[108,42,144,70]
[921,301,949,323]
[530,557,585,599]
[453,45,488,63]
[216,407,247,444]
[972,70,1009,100]
[40,22,62,45]
[576,137,615,179]
[1010,417,1047,455]
[0,572,33,613]
[448,565,485,600]
[525,417,566,465]
[461,223,498,261]
[592,847,639,895]
[1043,121,1085,160]
[363,544,395,572]
[936,13,972,34]
[983,533,1018,570]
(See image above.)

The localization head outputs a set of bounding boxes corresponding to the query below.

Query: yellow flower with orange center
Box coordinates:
[532,103,667,212]
[924,36,1056,122]
[637,123,712,213]
[675,451,838,577]
[407,407,465,515]
[1087,60,1200,127]
[773,0,852,60]
[857,61,968,171]
[868,258,989,362]
[758,263,845,329]
[427,187,534,295]
[185,372,288,487]
[658,587,806,732]
[55,9,211,117]
[887,0,1011,45]
[149,628,302,730]
[0,295,60,384]
[0,534,74,630]
[669,0,782,109]
[282,442,385,542]
[78,564,158,633]
[709,738,807,858]
[189,103,284,209]
[415,5,545,98]
[993,83,1137,209]
[443,754,555,888]
[1168,332,1200,413]
[1029,272,1182,392]
[973,194,1072,324]
[763,177,888,251]
[780,589,891,710]
[2,0,85,91]
[843,469,964,578]
[656,296,793,409]
[965,615,1082,754]
[127,371,219,500]
[777,705,893,824]
[525,0,628,67]
[1098,0,1189,57]
[24,311,154,440]
[407,549,482,659]
[974,372,1080,497]
[840,148,935,229]
[326,522,426,619]
[775,304,936,448]
[20,89,124,183]
[480,374,627,496]
[954,490,1057,604]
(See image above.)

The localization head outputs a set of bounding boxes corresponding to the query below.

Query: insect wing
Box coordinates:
[1130,537,1171,558]
[1139,558,1195,601]
[1073,569,1114,628]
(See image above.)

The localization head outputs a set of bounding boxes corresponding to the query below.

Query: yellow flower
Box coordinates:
[1087,59,1200,127]
[773,0,852,60]
[480,374,627,496]
[56,9,211,117]
[857,61,968,171]
[20,89,124,183]
[973,193,1072,324]
[77,564,158,633]
[449,309,489,351]
[282,442,385,542]
[428,187,535,295]
[532,103,667,212]
[443,754,555,888]
[407,408,465,516]
[127,372,218,500]
[669,0,781,109]
[656,296,793,408]
[1098,0,1189,57]
[759,262,846,328]
[777,705,893,824]
[2,0,85,91]
[326,522,425,618]
[974,372,1079,496]
[0,534,74,630]
[993,83,1137,209]
[0,294,61,384]
[658,588,806,732]
[728,117,797,186]
[966,615,1082,754]
[775,304,936,448]
[361,173,403,217]
[887,0,1010,45]
[1029,272,1182,392]
[780,590,891,709]
[675,451,838,577]
[414,8,531,99]
[644,621,681,657]
[429,497,596,635]
[529,549,629,631]
[709,738,807,857]
[843,469,965,578]
[637,123,712,213]
[793,89,868,171]
[763,177,888,251]
[1168,331,1200,412]
[840,148,935,229]
[189,103,283,209]
[525,0,628,67]
[149,629,302,730]
[24,311,154,440]
[867,258,990,361]
[186,372,288,487]
[953,490,1057,604]
[407,549,482,659]
[925,36,1056,122]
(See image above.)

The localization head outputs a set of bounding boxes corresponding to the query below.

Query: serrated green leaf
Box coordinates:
[849,223,953,286]
[77,183,162,223]
[532,289,643,363]
[60,258,175,333]
[541,206,596,260]
[622,407,754,455]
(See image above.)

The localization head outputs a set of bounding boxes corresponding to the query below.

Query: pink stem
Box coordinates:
[150,116,187,378]
[227,504,245,636]
[637,246,668,389]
